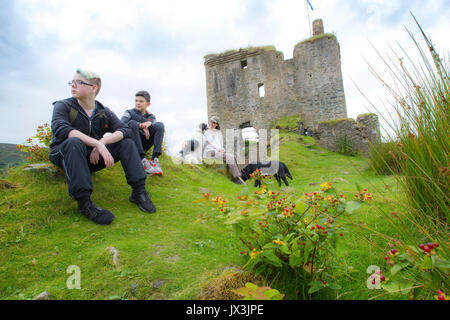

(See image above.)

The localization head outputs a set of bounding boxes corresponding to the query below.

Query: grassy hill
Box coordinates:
[0,143,27,177]
[0,129,403,300]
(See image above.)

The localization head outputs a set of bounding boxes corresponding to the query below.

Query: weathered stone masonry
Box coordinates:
[203,19,380,155]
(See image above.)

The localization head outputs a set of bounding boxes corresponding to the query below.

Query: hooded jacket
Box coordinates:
[49,97,129,149]
[121,108,156,125]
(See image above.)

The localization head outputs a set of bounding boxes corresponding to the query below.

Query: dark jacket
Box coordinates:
[121,108,156,125]
[49,97,129,149]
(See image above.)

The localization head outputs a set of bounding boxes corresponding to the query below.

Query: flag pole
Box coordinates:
[306,0,312,37]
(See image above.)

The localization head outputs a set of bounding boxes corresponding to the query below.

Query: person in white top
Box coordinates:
[204,116,245,184]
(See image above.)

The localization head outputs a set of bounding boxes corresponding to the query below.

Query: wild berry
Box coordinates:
[380,275,385,281]
[427,242,434,248]
[438,295,445,300]
[371,279,376,285]
[434,243,439,248]
[424,246,431,253]
[322,280,327,285]
[419,244,425,249]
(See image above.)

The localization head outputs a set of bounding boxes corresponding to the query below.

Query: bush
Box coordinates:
[16,123,52,163]
[337,135,355,156]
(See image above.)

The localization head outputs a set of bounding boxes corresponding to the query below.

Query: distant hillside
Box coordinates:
[0,143,27,176]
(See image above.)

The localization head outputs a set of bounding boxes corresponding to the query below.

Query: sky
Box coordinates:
[1,0,449,155]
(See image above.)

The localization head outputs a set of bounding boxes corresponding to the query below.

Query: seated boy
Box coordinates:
[121,91,165,175]
[49,69,156,225]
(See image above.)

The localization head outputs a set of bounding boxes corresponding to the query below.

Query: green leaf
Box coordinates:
[382,280,414,294]
[279,244,291,255]
[263,289,280,298]
[263,251,284,267]
[419,256,432,271]
[328,283,341,290]
[245,282,259,291]
[433,257,450,270]
[345,201,362,214]
[391,263,408,276]
[289,252,302,268]
[308,281,323,294]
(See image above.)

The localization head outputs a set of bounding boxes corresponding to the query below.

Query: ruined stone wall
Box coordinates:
[313,113,380,156]
[204,48,288,131]
[204,23,347,132]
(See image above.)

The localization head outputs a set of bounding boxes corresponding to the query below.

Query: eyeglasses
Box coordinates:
[68,80,94,87]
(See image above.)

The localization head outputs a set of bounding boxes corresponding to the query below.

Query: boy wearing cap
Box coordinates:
[121,90,165,176]
[49,69,157,225]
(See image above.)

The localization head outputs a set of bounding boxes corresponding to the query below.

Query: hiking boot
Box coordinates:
[78,200,115,225]
[149,157,163,176]
[129,190,156,213]
[141,158,155,175]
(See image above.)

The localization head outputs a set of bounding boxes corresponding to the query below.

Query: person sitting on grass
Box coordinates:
[121,90,165,176]
[203,116,245,185]
[49,68,156,225]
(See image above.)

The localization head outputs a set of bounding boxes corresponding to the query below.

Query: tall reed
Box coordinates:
[356,15,449,299]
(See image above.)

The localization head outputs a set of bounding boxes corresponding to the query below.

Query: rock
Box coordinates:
[199,187,211,194]
[23,163,59,174]
[152,280,166,289]
[130,282,138,296]
[34,291,50,300]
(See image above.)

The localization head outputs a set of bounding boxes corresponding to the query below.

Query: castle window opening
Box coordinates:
[241,127,258,142]
[258,83,265,98]
[241,60,248,69]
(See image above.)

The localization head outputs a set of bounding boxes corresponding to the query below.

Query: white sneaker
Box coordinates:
[142,158,155,175]
[150,158,163,175]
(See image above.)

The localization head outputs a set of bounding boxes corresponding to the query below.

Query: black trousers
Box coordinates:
[49,137,147,201]
[127,120,165,159]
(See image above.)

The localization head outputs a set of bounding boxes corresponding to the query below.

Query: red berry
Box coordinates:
[438,290,443,295]
[419,244,425,249]
[371,279,376,285]
[438,295,445,300]
[380,275,385,281]
[322,281,327,285]
[424,246,431,253]
[384,256,389,260]
[324,230,328,234]
[339,233,343,236]
[434,243,439,248]
[427,242,434,248]
[391,249,398,254]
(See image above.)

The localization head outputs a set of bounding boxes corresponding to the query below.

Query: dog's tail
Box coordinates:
[284,163,293,180]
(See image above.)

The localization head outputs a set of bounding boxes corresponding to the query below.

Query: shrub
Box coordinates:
[206,176,372,298]
[337,135,355,156]
[16,123,52,163]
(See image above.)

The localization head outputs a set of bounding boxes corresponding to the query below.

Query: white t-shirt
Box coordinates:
[204,129,223,155]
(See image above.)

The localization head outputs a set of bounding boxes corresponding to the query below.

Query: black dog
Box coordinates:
[241,160,293,187]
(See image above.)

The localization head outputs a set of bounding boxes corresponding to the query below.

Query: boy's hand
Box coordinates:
[143,127,150,140]
[91,142,114,168]
[139,121,152,128]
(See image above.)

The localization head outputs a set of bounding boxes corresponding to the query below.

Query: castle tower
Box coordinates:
[203,19,347,132]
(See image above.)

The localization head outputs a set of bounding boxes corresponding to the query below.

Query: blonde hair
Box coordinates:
[76,68,102,96]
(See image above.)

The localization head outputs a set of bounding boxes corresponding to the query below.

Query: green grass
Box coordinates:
[0,130,408,300]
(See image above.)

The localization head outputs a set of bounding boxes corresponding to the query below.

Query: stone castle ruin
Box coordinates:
[203,19,380,156]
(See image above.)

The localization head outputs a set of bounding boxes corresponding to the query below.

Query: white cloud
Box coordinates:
[1,0,449,156]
